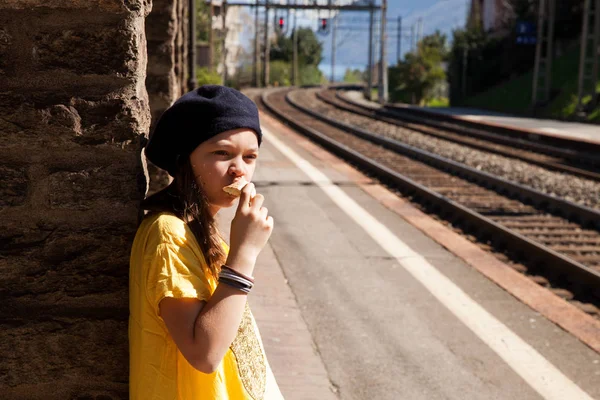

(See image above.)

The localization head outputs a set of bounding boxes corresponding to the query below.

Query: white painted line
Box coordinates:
[263,127,594,400]
[462,115,483,121]
[539,127,566,134]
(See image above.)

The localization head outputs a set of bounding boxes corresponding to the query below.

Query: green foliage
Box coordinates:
[299,64,325,86]
[449,0,584,106]
[269,61,292,86]
[389,31,448,105]
[196,67,222,86]
[270,28,324,67]
[462,44,600,123]
[196,0,211,43]
[426,97,449,107]
[343,68,364,83]
[228,64,254,89]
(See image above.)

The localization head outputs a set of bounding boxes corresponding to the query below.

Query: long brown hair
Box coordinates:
[141,158,227,278]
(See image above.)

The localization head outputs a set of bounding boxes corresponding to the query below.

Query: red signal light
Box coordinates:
[321,18,327,30]
[278,17,284,30]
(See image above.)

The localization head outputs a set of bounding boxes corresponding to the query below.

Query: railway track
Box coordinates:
[258,87,600,315]
[317,88,600,182]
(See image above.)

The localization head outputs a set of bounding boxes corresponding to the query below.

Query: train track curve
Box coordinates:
[258,87,600,316]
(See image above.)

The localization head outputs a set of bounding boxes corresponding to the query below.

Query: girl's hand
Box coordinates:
[226,182,274,274]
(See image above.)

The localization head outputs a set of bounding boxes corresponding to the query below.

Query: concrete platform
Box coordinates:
[344,90,600,146]
[217,110,600,400]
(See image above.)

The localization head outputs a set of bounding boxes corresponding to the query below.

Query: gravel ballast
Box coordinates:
[289,89,600,211]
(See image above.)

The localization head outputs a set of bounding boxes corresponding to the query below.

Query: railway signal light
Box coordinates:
[321,18,328,31]
[278,17,285,31]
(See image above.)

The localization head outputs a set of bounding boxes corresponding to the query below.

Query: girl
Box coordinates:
[129,85,284,399]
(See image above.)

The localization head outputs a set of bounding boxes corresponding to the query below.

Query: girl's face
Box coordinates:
[189,128,259,215]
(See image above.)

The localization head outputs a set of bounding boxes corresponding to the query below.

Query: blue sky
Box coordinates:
[235,0,470,80]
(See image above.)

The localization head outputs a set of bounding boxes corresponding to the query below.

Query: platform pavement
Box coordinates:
[217,110,600,399]
[344,90,600,145]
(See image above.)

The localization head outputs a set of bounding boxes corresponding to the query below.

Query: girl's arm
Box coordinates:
[159,183,273,374]
[160,274,252,374]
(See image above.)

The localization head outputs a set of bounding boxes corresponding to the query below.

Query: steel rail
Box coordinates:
[335,89,600,168]
[315,89,600,181]
[260,88,600,294]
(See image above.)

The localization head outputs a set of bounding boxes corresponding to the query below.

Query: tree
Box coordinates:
[269,28,324,68]
[390,31,448,104]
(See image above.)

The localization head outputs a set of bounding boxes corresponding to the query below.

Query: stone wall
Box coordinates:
[145,0,189,195]
[0,1,152,399]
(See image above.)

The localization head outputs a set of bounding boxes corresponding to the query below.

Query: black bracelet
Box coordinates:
[221,265,255,283]
[218,276,251,294]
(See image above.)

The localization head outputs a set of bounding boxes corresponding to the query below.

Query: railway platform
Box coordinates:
[216,102,600,400]
[343,90,600,146]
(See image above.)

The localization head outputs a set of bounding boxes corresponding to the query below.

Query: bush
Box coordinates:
[229,64,255,89]
[269,61,292,86]
[196,67,222,86]
[299,65,325,86]
[389,31,448,105]
[426,97,449,107]
[343,68,364,83]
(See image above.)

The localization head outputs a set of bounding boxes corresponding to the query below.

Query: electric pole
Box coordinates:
[188,0,197,90]
[221,0,228,85]
[253,0,260,87]
[331,14,337,82]
[577,0,600,112]
[461,46,468,98]
[208,0,214,72]
[532,0,555,106]
[378,0,388,103]
[263,0,270,86]
[293,9,298,86]
[397,15,402,63]
[366,0,374,100]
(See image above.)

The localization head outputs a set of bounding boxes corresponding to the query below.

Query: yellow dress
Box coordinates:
[129,211,284,400]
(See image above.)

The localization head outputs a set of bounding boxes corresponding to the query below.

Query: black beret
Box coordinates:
[145,85,262,176]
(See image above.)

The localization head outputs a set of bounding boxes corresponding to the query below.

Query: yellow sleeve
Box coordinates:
[145,242,212,316]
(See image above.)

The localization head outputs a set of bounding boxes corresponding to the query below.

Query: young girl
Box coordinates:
[129,85,284,399]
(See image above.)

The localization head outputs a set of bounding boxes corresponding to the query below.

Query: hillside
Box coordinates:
[461,45,600,123]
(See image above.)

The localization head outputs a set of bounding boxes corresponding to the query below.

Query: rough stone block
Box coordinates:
[147,40,176,75]
[0,0,149,14]
[0,103,81,148]
[0,95,146,148]
[38,229,131,278]
[72,96,148,144]
[0,222,131,282]
[33,28,133,75]
[0,319,127,389]
[146,6,176,40]
[48,163,140,210]
[0,27,12,75]
[0,165,28,207]
[0,222,52,259]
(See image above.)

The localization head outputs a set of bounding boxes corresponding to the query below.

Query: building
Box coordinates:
[196,0,245,79]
